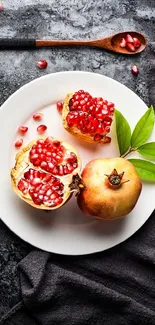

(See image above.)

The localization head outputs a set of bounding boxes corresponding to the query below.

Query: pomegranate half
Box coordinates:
[11,137,81,210]
[62,90,115,144]
[77,158,142,220]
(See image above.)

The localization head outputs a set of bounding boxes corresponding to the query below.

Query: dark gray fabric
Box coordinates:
[0,1,155,324]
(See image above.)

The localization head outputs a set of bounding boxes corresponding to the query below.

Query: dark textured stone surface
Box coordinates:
[0,0,155,318]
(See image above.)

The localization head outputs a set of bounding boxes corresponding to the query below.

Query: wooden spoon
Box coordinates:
[0,31,146,54]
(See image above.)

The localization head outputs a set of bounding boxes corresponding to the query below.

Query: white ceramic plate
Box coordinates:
[0,71,154,255]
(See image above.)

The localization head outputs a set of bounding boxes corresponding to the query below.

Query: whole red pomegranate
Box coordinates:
[77,158,142,220]
[62,90,115,144]
[11,137,81,210]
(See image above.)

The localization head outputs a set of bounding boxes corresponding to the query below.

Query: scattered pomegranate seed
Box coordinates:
[56,101,63,114]
[119,38,126,48]
[126,34,134,43]
[36,60,48,69]
[131,65,139,76]
[33,112,44,121]
[37,125,47,134]
[133,37,141,48]
[15,139,23,148]
[18,125,28,135]
[126,43,135,52]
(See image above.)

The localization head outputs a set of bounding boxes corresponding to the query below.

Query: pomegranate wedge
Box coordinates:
[11,137,81,210]
[62,90,115,144]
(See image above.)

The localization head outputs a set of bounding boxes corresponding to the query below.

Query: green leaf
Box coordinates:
[137,142,155,159]
[131,106,155,148]
[115,109,131,156]
[128,158,155,180]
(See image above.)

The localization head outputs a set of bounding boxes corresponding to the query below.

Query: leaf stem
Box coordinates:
[121,148,136,158]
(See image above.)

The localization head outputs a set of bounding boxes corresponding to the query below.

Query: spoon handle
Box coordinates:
[0,38,36,49]
[0,38,109,50]
[36,39,107,48]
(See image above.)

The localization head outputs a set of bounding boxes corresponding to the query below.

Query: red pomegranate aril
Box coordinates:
[109,107,115,113]
[57,101,63,114]
[107,102,114,109]
[38,194,44,201]
[37,124,47,134]
[66,163,74,173]
[36,60,48,69]
[18,126,28,135]
[104,136,111,143]
[33,159,41,167]
[41,184,50,192]
[40,161,48,169]
[133,37,141,48]
[131,65,139,76]
[105,126,110,133]
[126,43,135,52]
[53,140,60,147]
[46,189,53,196]
[46,151,52,157]
[52,166,59,175]
[43,195,49,202]
[54,197,63,205]
[43,174,52,182]
[33,113,44,121]
[24,171,30,179]
[31,153,39,160]
[0,4,3,12]
[96,124,103,134]
[126,34,134,43]
[48,162,55,170]
[31,178,42,186]
[18,179,29,192]
[94,134,103,141]
[33,197,42,205]
[63,165,68,175]
[58,165,64,176]
[37,148,43,154]
[104,117,112,125]
[15,139,23,148]
[120,38,126,48]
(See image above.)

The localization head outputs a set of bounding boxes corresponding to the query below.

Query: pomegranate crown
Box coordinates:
[105,169,129,187]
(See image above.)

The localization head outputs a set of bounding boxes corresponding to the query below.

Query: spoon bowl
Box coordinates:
[110,31,147,54]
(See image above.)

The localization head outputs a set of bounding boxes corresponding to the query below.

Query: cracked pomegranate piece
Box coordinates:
[11,137,81,210]
[62,90,115,144]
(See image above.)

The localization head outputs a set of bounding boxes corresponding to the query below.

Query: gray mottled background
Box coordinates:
[0,0,155,319]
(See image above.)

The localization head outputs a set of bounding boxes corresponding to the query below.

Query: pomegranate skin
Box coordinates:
[78,158,142,220]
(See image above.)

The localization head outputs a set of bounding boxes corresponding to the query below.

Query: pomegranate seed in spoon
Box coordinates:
[18,126,28,135]
[37,124,47,134]
[119,38,126,48]
[126,34,134,43]
[33,113,44,121]
[133,37,141,48]
[36,60,48,69]
[126,43,135,52]
[15,139,23,148]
